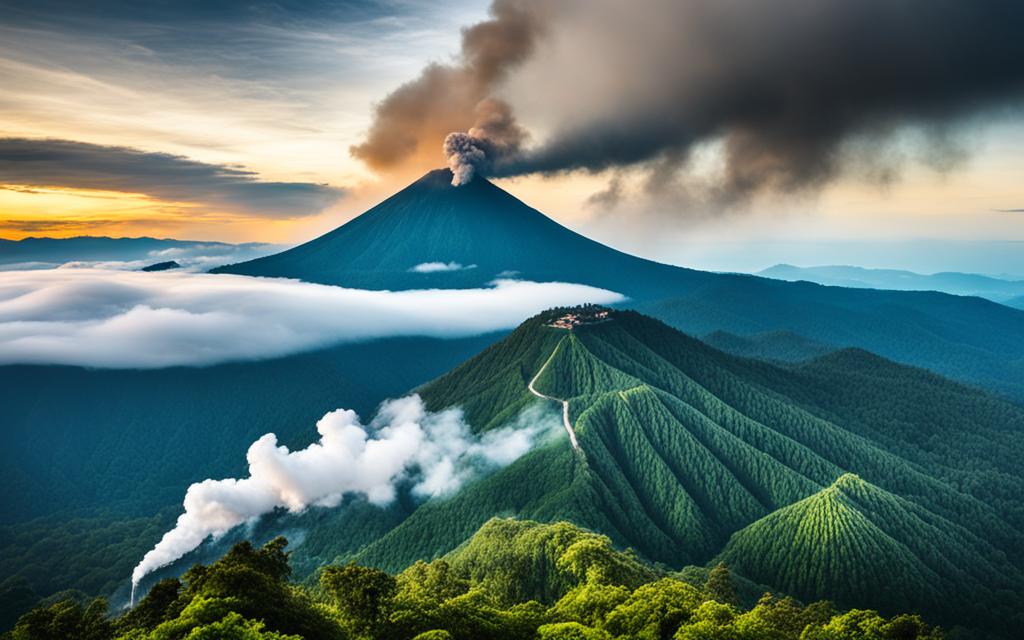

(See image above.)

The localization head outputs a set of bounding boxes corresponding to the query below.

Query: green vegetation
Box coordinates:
[717,473,1023,626]
[6,308,1024,636]
[0,334,499,628]
[311,309,1024,635]
[4,522,947,640]
[701,330,834,363]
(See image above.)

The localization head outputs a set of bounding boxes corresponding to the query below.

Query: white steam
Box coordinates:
[0,269,624,368]
[443,132,488,186]
[131,395,557,589]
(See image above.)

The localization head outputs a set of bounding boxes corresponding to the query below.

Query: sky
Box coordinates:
[1,0,1023,275]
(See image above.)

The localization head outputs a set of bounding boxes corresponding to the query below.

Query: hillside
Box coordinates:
[702,330,834,362]
[213,169,1024,402]
[277,308,1024,633]
[13,307,1024,635]
[0,333,500,623]
[717,474,1020,620]
[5,522,948,640]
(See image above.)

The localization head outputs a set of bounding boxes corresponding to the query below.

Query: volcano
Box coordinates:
[215,169,1024,401]
[214,169,705,298]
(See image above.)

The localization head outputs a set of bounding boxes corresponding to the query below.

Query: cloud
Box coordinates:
[354,0,1024,203]
[409,261,477,273]
[0,138,346,218]
[132,394,560,591]
[0,269,624,368]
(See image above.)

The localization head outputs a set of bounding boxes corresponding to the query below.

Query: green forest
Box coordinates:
[4,308,1024,638]
[4,520,946,640]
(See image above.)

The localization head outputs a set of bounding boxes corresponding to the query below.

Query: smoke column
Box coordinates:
[443,133,488,185]
[130,395,555,595]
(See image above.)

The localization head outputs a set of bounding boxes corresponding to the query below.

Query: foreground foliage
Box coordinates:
[4,523,946,640]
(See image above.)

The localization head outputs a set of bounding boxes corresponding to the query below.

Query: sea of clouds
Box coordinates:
[0,268,623,368]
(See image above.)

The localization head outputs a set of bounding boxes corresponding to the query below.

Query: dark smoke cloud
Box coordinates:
[354,0,1024,201]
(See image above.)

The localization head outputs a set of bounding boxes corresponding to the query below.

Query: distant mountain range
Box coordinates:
[758,263,1024,304]
[0,236,280,270]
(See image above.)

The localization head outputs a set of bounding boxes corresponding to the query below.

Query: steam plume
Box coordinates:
[354,0,1024,201]
[130,395,556,592]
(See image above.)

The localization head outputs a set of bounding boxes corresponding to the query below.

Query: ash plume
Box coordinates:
[350,0,541,176]
[354,0,1024,201]
[444,133,488,185]
[131,396,558,592]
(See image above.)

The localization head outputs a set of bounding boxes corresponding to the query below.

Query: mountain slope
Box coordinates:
[0,333,500,619]
[702,330,834,362]
[213,170,1024,402]
[213,169,700,299]
[271,308,1024,632]
[717,474,1021,621]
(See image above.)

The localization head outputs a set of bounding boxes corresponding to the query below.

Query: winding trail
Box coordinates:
[528,340,581,452]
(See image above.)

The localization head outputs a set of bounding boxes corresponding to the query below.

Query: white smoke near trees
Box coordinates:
[131,395,558,591]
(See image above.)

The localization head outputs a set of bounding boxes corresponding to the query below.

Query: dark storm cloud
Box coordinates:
[0,138,345,218]
[355,0,1024,200]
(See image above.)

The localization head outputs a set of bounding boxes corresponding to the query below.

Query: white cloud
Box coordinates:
[0,269,624,368]
[132,394,560,590]
[409,261,477,273]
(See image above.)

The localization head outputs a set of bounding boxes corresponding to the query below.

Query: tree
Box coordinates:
[175,611,301,640]
[8,597,113,640]
[537,621,611,640]
[115,579,182,633]
[603,579,702,640]
[320,563,397,636]
[704,564,739,607]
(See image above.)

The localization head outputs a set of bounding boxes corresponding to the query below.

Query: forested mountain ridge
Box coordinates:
[303,308,1024,634]
[717,474,1022,619]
